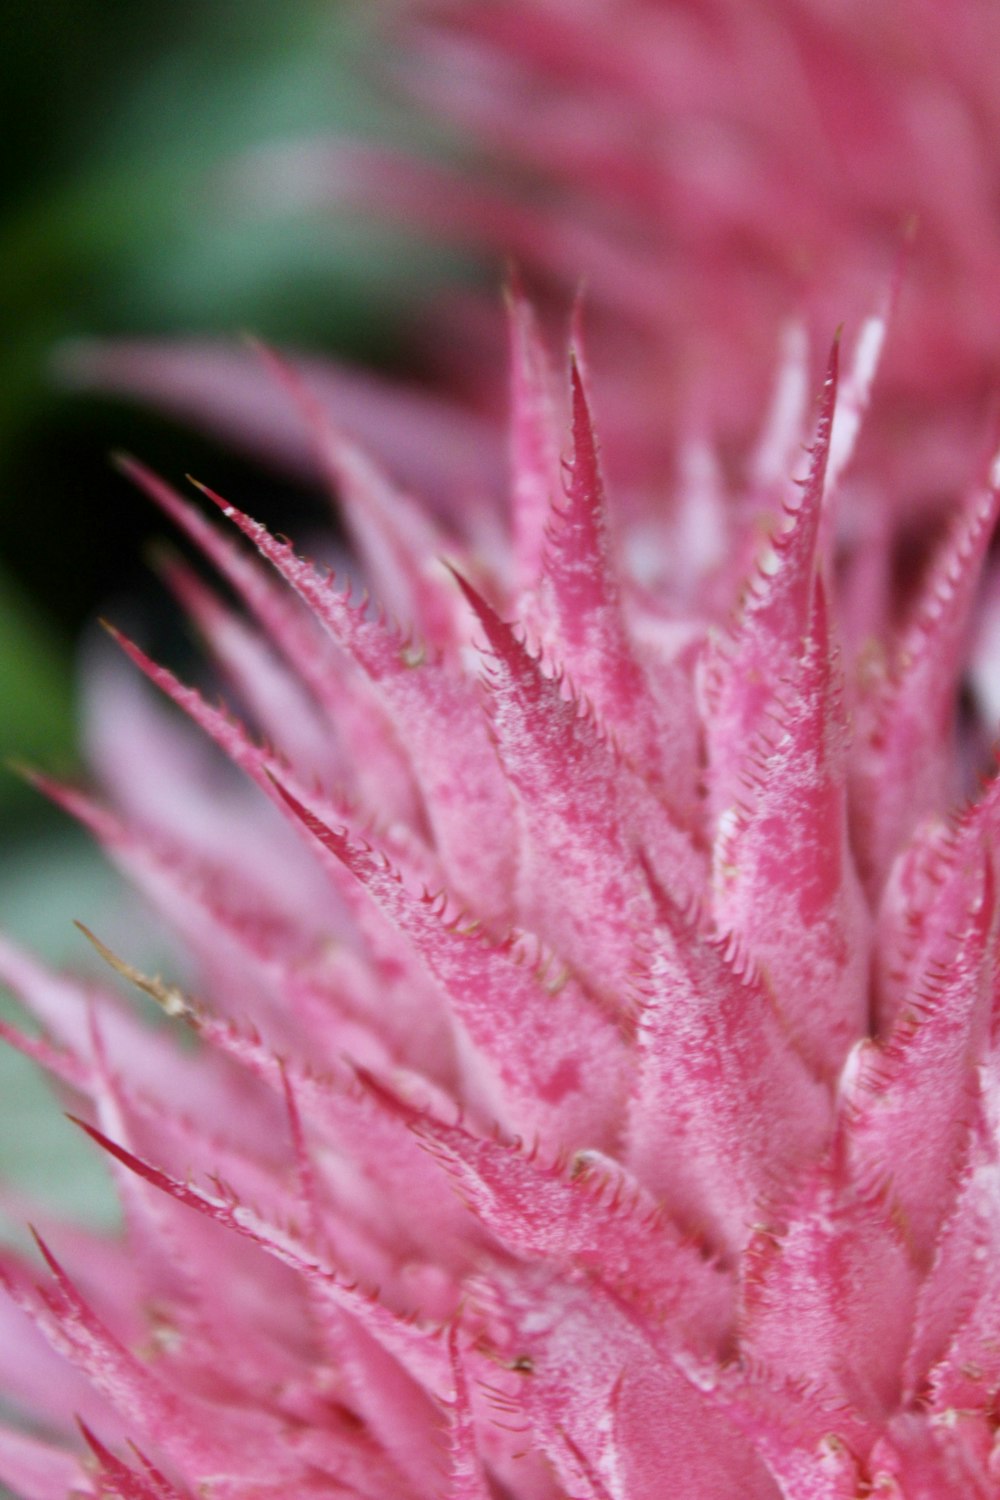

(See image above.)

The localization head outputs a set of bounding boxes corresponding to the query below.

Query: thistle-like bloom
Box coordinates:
[6,6,1000,1500]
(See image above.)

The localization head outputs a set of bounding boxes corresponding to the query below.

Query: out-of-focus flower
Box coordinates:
[5,4,1000,1498]
[63,2,1000,524]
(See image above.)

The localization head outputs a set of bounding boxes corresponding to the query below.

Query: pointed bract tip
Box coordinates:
[186,474,242,522]
[74,1419,122,1476]
[109,448,140,477]
[68,1115,147,1182]
[569,348,585,395]
[73,922,194,1021]
[28,1226,63,1278]
[443,560,488,615]
[67,1113,107,1151]
[3,756,42,789]
[96,616,124,643]
[266,773,353,863]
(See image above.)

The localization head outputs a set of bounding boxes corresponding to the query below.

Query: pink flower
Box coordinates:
[64,1,1000,529]
[6,5,1000,1497]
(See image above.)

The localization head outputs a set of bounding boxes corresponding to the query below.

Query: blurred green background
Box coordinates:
[2,0,415,820]
[0,2,461,1236]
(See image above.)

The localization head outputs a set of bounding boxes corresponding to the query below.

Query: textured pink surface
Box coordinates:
[8,3,1000,1495]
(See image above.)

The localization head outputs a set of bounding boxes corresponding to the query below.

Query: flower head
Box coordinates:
[6,5,1000,1499]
